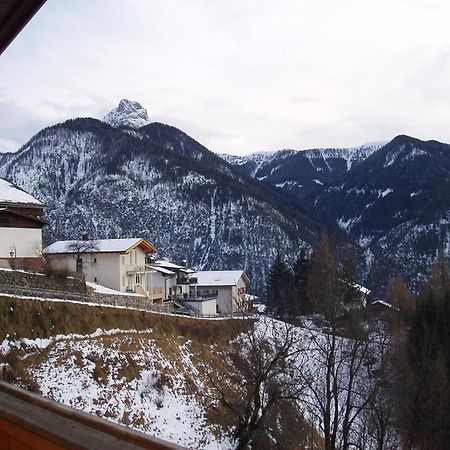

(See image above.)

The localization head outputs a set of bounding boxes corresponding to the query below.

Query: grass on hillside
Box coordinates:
[0,295,251,343]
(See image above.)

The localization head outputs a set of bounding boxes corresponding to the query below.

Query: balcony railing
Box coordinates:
[126,265,150,273]
[174,292,217,302]
[176,277,198,285]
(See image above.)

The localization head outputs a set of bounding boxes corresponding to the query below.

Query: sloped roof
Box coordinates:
[148,265,176,276]
[43,238,157,255]
[154,260,194,273]
[155,260,184,270]
[192,270,249,287]
[0,178,44,207]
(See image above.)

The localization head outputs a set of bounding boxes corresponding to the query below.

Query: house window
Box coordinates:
[93,257,97,263]
[169,287,172,296]
[94,277,98,283]
[130,252,133,263]
[135,274,140,284]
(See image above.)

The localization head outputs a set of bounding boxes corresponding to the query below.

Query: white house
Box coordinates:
[148,260,190,300]
[192,270,250,315]
[146,260,218,316]
[43,238,162,301]
[0,178,46,270]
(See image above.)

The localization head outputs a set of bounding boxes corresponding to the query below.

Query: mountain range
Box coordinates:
[0,101,324,296]
[1,99,449,297]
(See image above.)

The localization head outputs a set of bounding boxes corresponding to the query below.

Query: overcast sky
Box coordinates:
[1,0,450,155]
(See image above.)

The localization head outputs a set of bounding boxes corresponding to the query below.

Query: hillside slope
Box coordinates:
[0,295,315,449]
[310,135,450,293]
[223,143,383,200]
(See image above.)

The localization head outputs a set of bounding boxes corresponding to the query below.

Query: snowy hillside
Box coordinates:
[310,135,450,294]
[223,136,450,295]
[223,143,384,200]
[221,150,280,177]
[0,292,390,449]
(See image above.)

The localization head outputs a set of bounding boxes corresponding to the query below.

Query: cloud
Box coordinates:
[2,0,450,154]
[0,99,48,144]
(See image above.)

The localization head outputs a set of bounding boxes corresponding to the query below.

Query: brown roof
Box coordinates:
[0,207,48,226]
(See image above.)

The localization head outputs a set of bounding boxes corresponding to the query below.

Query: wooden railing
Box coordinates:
[0,381,185,449]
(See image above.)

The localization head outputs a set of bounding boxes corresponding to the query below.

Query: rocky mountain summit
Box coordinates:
[103,99,151,129]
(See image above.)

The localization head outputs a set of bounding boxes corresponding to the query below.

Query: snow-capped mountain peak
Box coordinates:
[103,99,151,129]
[0,137,20,153]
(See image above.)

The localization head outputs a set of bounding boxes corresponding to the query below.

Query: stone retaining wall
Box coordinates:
[0,269,85,293]
[0,271,171,314]
[88,290,171,313]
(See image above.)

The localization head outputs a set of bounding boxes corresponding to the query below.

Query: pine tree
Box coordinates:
[343,254,362,303]
[265,251,292,316]
[292,248,312,315]
[397,259,450,449]
[388,275,414,323]
[306,233,342,320]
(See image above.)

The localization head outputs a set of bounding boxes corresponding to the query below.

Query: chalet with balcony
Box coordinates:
[148,260,197,300]
[0,177,46,270]
[148,260,219,316]
[43,238,162,301]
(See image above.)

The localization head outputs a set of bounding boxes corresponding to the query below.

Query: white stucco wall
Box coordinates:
[185,298,217,316]
[46,252,122,291]
[200,298,217,316]
[198,286,232,314]
[86,253,121,291]
[147,272,178,300]
[0,228,42,258]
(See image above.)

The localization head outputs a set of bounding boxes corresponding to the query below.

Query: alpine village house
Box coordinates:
[43,238,251,316]
[0,178,46,270]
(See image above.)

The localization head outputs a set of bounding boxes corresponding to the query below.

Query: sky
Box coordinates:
[1,0,450,155]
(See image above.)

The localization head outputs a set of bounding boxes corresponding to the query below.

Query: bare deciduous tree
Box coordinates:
[298,234,397,450]
[65,239,99,274]
[207,318,313,449]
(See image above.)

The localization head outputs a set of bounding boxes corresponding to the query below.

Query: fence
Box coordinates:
[0,381,185,450]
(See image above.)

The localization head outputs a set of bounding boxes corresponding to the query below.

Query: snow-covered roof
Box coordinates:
[44,238,157,254]
[192,270,249,287]
[155,260,184,270]
[148,265,176,276]
[370,300,399,311]
[352,283,371,296]
[0,178,44,207]
[86,281,144,297]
